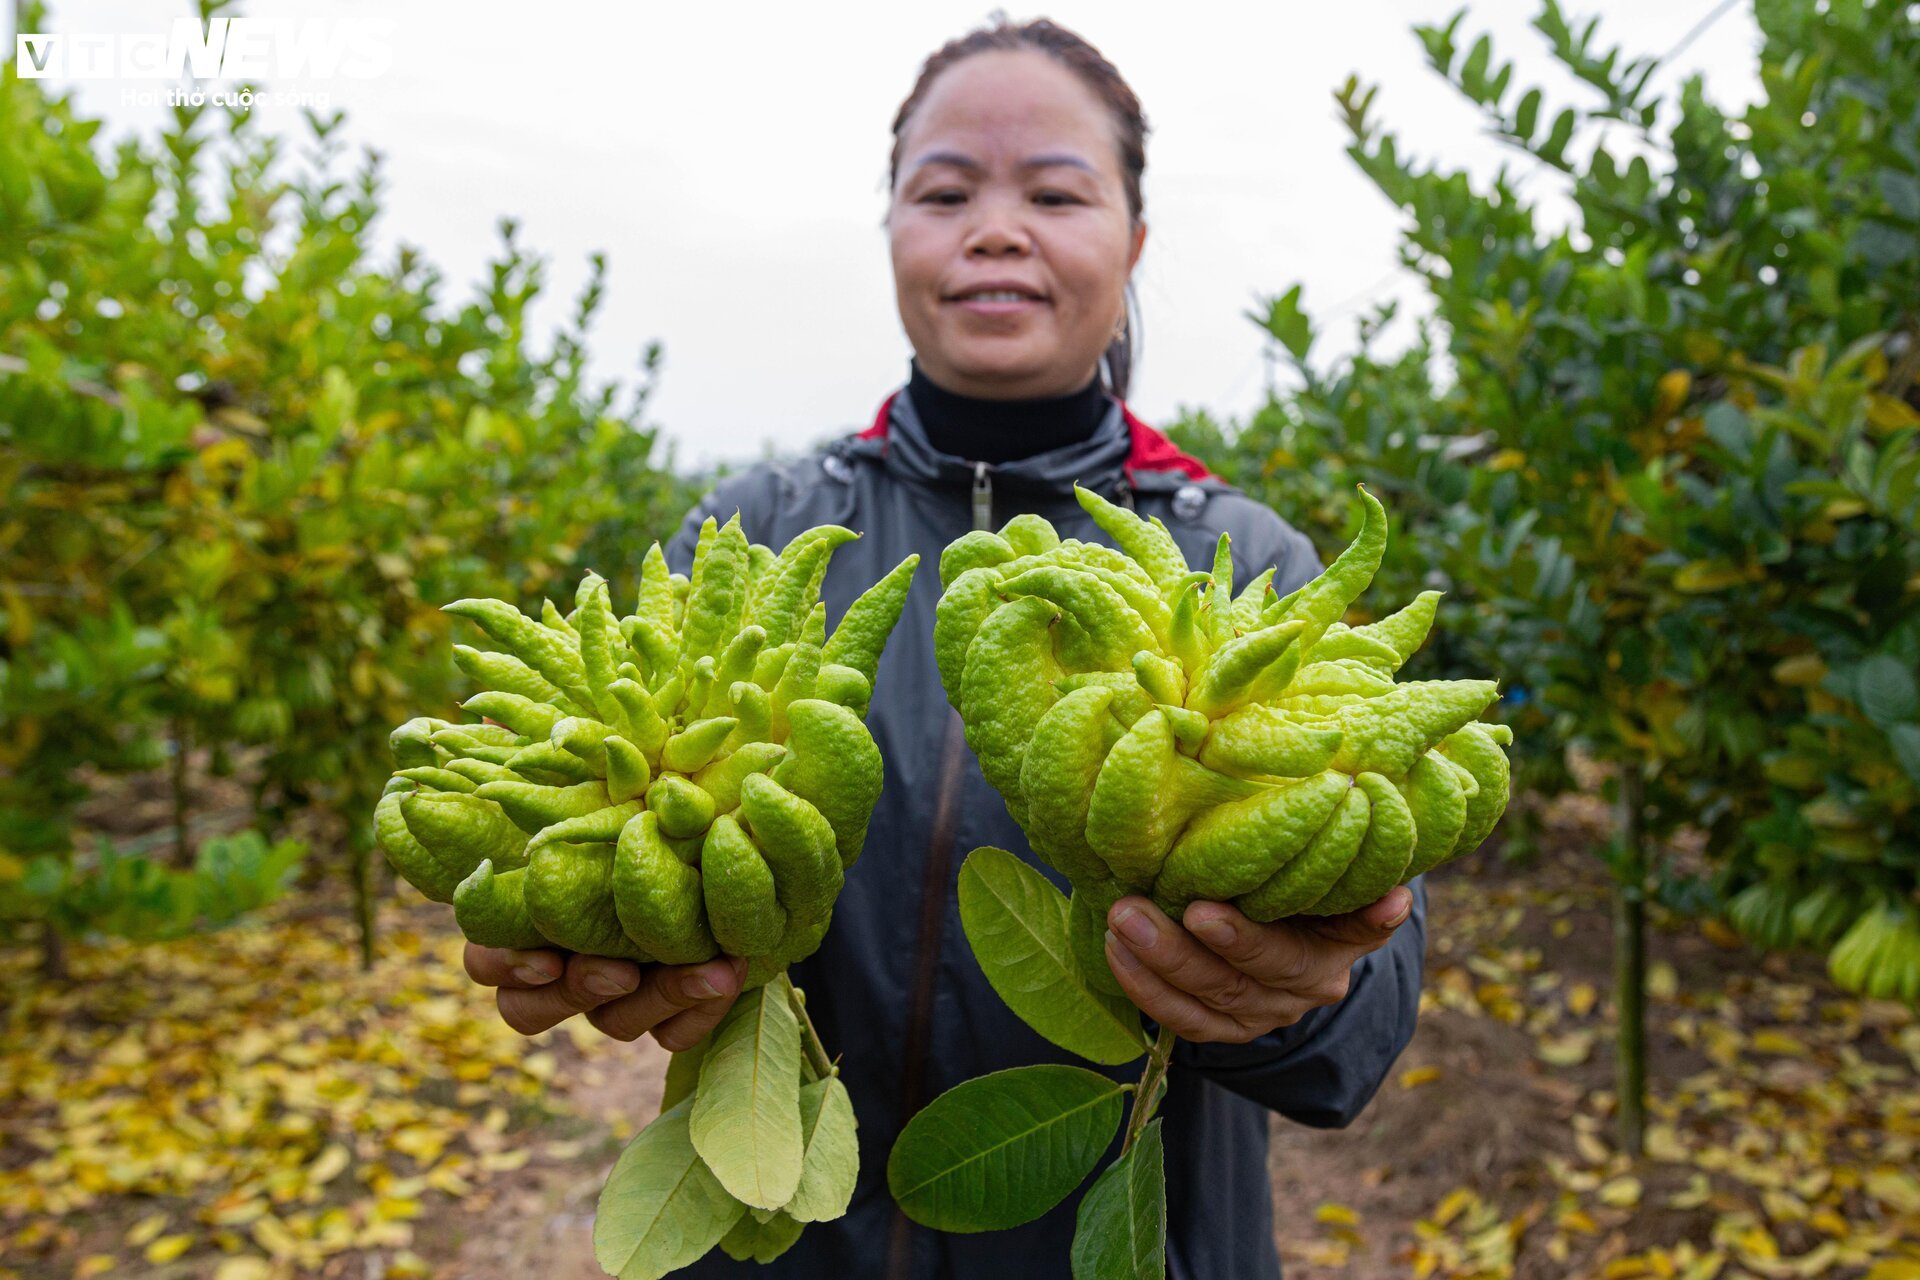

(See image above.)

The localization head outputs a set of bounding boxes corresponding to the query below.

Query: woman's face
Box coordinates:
[888,48,1146,400]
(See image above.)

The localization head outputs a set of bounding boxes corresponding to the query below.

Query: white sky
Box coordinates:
[15,1,1762,470]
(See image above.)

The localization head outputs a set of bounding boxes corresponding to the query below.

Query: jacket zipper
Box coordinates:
[886,462,993,1280]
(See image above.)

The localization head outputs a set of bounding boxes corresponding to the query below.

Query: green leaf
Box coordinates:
[1513,87,1542,140]
[1249,284,1314,362]
[660,1035,710,1112]
[957,848,1146,1065]
[1886,724,1920,786]
[718,1208,805,1263]
[888,1064,1126,1233]
[1851,654,1918,731]
[785,1076,859,1223]
[1540,107,1577,165]
[690,986,805,1210]
[1881,168,1920,223]
[594,1099,747,1280]
[1071,1119,1167,1280]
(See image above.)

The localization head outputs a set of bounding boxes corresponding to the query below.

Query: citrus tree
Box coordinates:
[1175,0,1920,1151]
[0,0,692,968]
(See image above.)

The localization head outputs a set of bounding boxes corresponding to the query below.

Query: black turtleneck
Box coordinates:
[906,358,1110,465]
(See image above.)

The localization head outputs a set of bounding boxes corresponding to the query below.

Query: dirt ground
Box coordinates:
[6,778,1915,1280]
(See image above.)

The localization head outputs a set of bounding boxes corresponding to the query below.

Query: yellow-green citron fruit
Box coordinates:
[374,524,916,989]
[933,484,1511,964]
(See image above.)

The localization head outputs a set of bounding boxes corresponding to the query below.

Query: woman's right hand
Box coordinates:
[463,944,748,1051]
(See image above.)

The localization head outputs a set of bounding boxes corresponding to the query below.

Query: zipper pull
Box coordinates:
[972,460,993,532]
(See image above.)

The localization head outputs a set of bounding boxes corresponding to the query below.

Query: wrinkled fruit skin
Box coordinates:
[935,485,1511,993]
[377,517,916,989]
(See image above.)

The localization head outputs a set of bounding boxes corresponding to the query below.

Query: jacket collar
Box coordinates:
[849,388,1214,498]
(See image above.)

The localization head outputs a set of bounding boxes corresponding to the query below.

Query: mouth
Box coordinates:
[945,286,1048,316]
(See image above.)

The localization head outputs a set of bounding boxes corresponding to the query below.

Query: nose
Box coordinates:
[961,190,1032,258]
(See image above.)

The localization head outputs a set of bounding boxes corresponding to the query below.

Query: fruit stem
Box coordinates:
[781,973,835,1080]
[1121,1023,1177,1156]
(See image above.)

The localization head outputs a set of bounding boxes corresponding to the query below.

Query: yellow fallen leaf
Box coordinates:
[213,1260,274,1280]
[1865,1169,1920,1213]
[1400,1064,1444,1089]
[1599,1176,1644,1208]
[1648,961,1679,1000]
[1865,1261,1920,1280]
[1431,1187,1477,1228]
[1559,1208,1600,1235]
[125,1212,169,1247]
[1749,1031,1807,1056]
[1316,1202,1361,1227]
[144,1233,194,1264]
[478,1148,531,1173]
[1567,982,1598,1017]
[75,1257,118,1279]
[1538,1030,1596,1066]
[1644,1124,1688,1162]
[388,1253,433,1280]
[307,1142,350,1186]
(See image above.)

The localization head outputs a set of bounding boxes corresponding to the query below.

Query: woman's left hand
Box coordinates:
[1102,885,1414,1044]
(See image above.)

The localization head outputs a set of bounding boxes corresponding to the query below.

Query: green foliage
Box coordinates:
[1071,1118,1166,1280]
[1172,0,1920,993]
[887,1064,1127,1233]
[955,847,1146,1066]
[0,6,691,946]
[6,829,305,944]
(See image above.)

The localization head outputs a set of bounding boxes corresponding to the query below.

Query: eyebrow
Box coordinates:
[909,150,1097,176]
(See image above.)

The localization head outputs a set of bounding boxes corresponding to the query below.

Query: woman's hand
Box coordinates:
[1102,886,1414,1044]
[463,944,748,1052]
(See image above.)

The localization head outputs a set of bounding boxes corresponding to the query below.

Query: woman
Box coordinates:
[462,17,1424,1278]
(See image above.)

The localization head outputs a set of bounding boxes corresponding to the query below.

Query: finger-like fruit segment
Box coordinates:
[463,690,563,739]
[739,772,841,921]
[958,596,1065,824]
[693,741,787,814]
[1231,781,1371,920]
[395,766,476,794]
[939,531,1016,590]
[822,554,919,683]
[1086,710,1264,888]
[998,567,1155,672]
[1325,681,1501,778]
[1198,706,1343,779]
[525,841,651,960]
[648,775,717,840]
[398,791,530,891]
[771,700,881,868]
[454,860,547,949]
[475,779,610,833]
[1155,771,1351,915]
[1399,751,1470,878]
[613,811,717,965]
[1020,686,1119,887]
[527,801,645,853]
[1303,773,1415,916]
[1076,485,1189,589]
[702,815,787,956]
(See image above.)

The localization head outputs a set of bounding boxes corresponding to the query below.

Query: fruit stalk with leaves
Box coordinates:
[374,518,915,1277]
[887,486,1511,1276]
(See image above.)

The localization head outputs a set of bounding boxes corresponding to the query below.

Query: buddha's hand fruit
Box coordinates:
[376,516,917,988]
[935,484,1510,991]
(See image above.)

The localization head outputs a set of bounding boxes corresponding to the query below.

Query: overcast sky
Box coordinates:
[16,1,1762,469]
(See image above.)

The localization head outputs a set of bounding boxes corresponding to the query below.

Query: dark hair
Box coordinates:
[887,12,1149,401]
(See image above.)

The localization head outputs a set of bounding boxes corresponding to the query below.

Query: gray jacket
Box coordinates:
[664,386,1426,1280]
